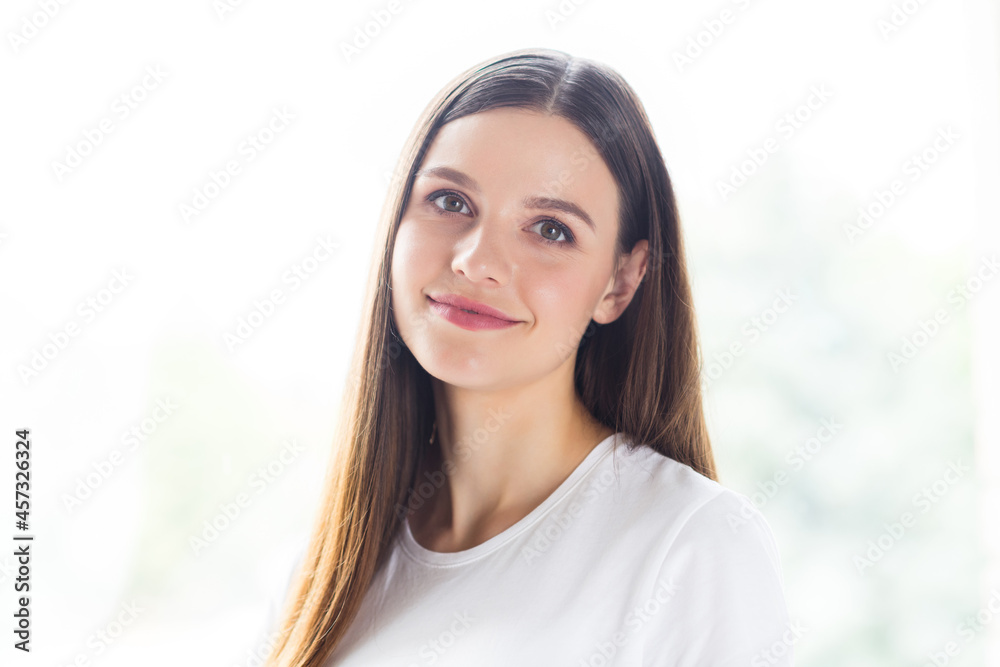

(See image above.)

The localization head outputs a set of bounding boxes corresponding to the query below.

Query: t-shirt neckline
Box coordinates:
[399,431,624,567]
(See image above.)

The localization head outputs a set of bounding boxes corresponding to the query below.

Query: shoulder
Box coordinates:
[611,444,794,665]
[608,441,769,537]
[614,442,783,574]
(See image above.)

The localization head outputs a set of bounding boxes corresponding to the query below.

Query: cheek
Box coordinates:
[392,220,433,286]
[391,220,445,324]
[528,266,603,334]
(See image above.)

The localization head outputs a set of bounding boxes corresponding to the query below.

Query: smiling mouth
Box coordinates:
[425,296,521,330]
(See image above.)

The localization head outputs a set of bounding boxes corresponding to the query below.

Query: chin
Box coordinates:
[415,345,494,386]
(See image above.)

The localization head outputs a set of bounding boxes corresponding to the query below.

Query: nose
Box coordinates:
[450,212,512,285]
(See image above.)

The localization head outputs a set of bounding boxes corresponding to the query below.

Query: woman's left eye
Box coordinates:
[530,220,574,245]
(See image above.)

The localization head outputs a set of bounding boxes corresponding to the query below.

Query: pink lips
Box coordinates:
[426,293,521,331]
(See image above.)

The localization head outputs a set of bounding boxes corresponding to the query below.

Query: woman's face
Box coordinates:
[390,107,647,392]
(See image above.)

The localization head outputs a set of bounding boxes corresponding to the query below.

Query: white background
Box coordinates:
[1,0,998,665]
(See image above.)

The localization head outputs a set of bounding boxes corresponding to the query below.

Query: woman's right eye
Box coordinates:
[428,191,472,216]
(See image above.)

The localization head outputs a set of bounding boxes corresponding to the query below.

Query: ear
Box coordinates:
[592,239,649,324]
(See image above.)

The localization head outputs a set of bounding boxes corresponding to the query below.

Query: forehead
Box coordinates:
[417,108,619,228]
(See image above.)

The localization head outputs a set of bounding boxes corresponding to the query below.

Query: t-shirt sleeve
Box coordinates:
[641,490,796,667]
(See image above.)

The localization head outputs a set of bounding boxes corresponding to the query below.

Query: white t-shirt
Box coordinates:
[315,431,793,666]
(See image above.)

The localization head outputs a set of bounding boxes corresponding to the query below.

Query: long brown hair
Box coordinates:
[266,47,716,666]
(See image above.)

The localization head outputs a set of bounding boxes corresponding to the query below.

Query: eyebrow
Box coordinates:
[414,165,596,232]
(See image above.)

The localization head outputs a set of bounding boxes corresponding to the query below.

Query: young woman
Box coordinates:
[266,47,792,666]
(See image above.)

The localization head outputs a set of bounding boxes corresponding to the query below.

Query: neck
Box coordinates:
[406,363,613,552]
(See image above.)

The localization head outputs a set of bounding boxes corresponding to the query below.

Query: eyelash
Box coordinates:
[425,189,576,247]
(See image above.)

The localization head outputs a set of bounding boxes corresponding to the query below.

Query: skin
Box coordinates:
[390,107,648,553]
